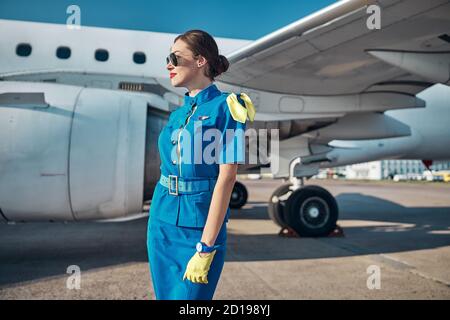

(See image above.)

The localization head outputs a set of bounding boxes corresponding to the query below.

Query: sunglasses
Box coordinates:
[166,52,179,66]
[166,52,200,66]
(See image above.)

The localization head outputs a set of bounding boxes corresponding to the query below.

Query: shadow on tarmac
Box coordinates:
[0,192,449,287]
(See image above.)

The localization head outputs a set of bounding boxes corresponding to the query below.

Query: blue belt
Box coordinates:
[159,174,217,196]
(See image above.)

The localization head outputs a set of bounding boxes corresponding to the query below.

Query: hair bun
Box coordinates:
[217,55,230,76]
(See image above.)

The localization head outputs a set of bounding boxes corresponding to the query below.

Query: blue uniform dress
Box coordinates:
[147,83,247,300]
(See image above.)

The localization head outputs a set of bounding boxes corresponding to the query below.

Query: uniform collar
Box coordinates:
[184,83,221,107]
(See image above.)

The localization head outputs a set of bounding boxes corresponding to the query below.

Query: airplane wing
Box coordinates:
[219,0,450,177]
[219,0,450,97]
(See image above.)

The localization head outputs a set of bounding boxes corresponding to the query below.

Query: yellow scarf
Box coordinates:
[226,92,256,123]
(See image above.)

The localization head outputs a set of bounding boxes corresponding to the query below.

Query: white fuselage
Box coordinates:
[387,84,450,160]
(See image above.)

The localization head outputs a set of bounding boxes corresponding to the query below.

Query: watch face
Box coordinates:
[196,242,202,252]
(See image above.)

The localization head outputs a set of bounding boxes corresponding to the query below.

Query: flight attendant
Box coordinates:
[147,29,256,300]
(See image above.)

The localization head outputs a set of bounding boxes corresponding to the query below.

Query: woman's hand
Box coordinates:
[183,251,216,284]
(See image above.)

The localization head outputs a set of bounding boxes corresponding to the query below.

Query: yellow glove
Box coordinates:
[183,251,216,284]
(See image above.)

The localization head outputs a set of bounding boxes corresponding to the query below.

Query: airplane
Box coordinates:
[0,0,449,237]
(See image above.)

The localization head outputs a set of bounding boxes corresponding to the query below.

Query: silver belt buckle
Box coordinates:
[168,175,178,196]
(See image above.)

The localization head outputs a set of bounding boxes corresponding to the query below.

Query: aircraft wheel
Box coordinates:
[285,185,338,237]
[229,181,248,209]
[268,183,293,227]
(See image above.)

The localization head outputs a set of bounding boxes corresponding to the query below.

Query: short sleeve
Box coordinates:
[217,99,247,164]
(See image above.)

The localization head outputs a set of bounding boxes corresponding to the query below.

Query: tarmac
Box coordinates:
[0,178,449,299]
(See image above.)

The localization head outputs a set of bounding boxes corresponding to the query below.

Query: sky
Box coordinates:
[0,0,338,40]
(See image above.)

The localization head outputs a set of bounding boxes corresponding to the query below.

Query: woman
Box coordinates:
[146,29,255,300]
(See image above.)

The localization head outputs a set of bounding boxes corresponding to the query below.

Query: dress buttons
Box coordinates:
[171,140,176,145]
[172,160,176,165]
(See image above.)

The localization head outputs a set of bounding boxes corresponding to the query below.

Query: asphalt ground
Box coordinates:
[0,178,449,299]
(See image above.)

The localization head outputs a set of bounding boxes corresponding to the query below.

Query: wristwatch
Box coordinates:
[196,241,221,253]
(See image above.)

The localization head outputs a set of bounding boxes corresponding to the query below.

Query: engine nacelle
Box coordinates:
[0,81,166,221]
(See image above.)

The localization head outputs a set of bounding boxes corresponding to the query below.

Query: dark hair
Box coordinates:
[174,30,230,81]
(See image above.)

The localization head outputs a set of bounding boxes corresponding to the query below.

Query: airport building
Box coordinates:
[342,160,450,180]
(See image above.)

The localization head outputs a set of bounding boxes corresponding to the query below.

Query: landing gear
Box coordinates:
[230,181,248,209]
[267,183,292,228]
[268,179,339,237]
[285,185,338,237]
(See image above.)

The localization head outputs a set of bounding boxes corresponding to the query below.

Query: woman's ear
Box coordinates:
[197,55,207,68]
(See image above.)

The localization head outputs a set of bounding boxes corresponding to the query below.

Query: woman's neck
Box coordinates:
[188,79,213,97]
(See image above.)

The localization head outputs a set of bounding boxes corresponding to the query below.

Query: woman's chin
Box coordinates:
[170,78,183,87]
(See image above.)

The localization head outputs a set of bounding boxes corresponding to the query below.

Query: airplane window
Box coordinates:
[133,52,146,64]
[56,46,71,59]
[16,43,32,57]
[95,49,109,62]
